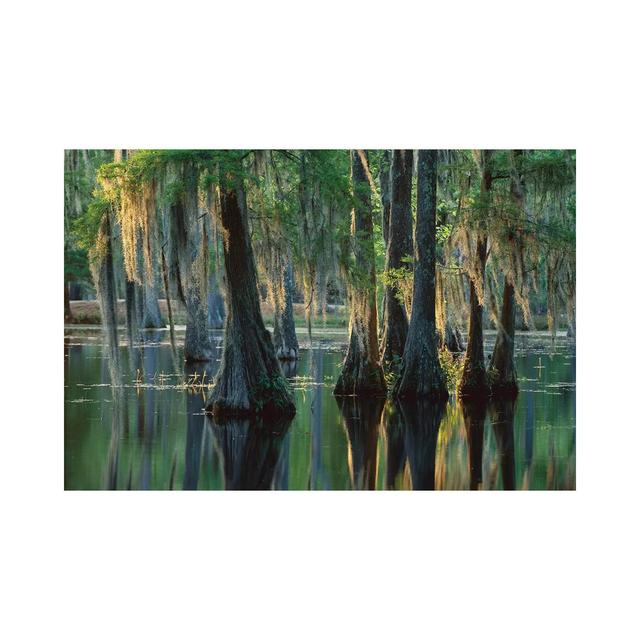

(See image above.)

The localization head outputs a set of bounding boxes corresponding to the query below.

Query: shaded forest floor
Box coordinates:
[65,299,562,332]
[66,299,350,328]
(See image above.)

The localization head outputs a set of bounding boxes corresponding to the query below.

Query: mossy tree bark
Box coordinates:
[381,150,413,374]
[394,150,447,400]
[459,150,493,399]
[334,150,386,397]
[206,179,295,418]
[458,235,489,397]
[488,279,518,397]
[273,258,299,360]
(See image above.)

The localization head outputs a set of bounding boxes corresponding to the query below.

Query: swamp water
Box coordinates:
[64,328,575,490]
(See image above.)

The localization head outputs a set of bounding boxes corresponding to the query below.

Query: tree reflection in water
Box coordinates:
[383,403,407,489]
[488,399,516,491]
[461,399,488,491]
[397,399,447,490]
[336,397,384,490]
[207,415,292,490]
[183,361,214,490]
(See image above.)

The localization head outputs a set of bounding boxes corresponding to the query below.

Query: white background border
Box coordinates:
[2,1,639,638]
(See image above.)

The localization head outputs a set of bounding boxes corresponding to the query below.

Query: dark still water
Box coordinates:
[64,328,575,490]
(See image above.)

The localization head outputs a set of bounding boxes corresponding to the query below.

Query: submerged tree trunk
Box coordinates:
[334,150,386,397]
[394,150,447,400]
[488,279,518,397]
[273,258,299,360]
[381,150,413,373]
[206,179,295,418]
[459,151,493,399]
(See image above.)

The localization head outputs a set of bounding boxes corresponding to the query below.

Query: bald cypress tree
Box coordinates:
[381,149,413,373]
[206,173,295,418]
[458,150,493,399]
[394,150,447,400]
[334,150,386,397]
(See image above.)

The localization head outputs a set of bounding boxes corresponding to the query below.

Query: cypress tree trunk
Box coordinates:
[566,273,576,339]
[273,258,299,360]
[381,150,413,373]
[379,150,392,246]
[443,322,464,352]
[487,149,523,396]
[206,180,295,418]
[334,151,386,396]
[379,150,392,334]
[125,279,141,350]
[394,150,447,399]
[458,246,488,398]
[337,397,384,490]
[459,152,493,399]
[141,280,164,328]
[64,281,72,322]
[91,214,121,385]
[488,279,518,397]
[178,161,213,363]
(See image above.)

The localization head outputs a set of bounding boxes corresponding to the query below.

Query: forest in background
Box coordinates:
[63,149,576,415]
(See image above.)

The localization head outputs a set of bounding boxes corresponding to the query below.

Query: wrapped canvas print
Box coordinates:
[64,149,576,490]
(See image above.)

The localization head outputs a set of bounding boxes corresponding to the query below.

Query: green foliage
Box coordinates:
[72,195,110,253]
[380,257,413,307]
[255,372,293,412]
[439,348,464,392]
[383,354,403,390]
